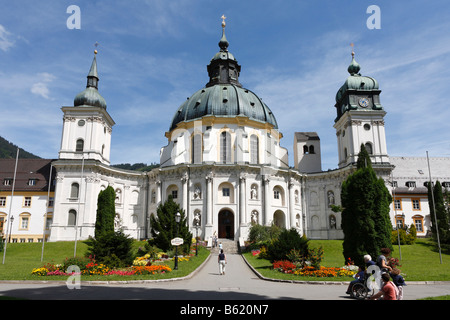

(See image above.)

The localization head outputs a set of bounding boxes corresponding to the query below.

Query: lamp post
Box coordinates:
[174,211,181,270]
[8,216,14,243]
[195,224,199,256]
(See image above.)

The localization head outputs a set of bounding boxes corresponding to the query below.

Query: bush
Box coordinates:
[63,256,90,272]
[267,228,309,262]
[391,225,416,245]
[85,231,134,268]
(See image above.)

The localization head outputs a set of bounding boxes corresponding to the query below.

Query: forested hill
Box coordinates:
[0,136,41,159]
[0,136,159,171]
[111,162,160,171]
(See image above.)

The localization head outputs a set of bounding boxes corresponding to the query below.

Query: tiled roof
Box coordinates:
[0,159,56,192]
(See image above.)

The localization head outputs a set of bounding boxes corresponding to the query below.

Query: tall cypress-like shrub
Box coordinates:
[95,186,116,239]
[341,145,392,266]
[150,195,192,253]
[428,181,450,244]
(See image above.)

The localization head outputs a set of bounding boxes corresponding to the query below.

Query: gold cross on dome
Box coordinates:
[221,15,226,28]
[94,41,99,54]
[350,42,355,57]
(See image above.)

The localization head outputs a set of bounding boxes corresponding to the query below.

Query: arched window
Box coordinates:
[192,133,202,164]
[303,145,309,154]
[70,183,79,199]
[68,209,77,226]
[76,139,84,152]
[250,135,259,164]
[364,142,373,155]
[220,131,231,163]
[309,145,315,154]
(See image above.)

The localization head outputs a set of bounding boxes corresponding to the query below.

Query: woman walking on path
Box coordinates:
[218,249,227,275]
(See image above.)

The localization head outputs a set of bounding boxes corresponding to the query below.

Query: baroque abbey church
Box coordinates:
[3,21,448,244]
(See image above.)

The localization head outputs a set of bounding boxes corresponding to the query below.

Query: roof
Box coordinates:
[295,132,320,141]
[73,53,107,109]
[170,84,278,131]
[169,24,278,131]
[0,159,56,192]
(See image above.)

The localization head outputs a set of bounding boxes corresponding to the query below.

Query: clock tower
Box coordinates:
[333,50,389,168]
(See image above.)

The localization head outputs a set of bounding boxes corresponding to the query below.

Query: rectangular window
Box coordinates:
[274,190,280,199]
[28,179,36,186]
[406,181,416,188]
[412,199,421,210]
[415,219,423,232]
[396,219,403,229]
[171,190,178,199]
[222,188,230,197]
[394,199,401,210]
[21,217,29,229]
[48,197,54,207]
[0,197,6,207]
[192,134,202,164]
[24,197,32,207]
[3,179,12,186]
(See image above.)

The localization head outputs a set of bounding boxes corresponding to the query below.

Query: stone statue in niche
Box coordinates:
[327,191,335,207]
[329,215,336,229]
[193,211,201,226]
[250,184,258,200]
[193,185,202,200]
[251,210,259,224]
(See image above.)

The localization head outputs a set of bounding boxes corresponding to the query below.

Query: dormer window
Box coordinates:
[28,179,36,186]
[406,181,416,188]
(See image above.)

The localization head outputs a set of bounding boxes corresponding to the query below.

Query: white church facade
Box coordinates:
[2,23,449,244]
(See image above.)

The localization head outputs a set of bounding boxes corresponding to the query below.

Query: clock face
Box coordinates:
[358,98,369,108]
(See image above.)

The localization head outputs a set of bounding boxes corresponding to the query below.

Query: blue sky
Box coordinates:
[1,0,449,170]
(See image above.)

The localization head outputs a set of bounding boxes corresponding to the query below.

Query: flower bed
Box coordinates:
[272,260,357,278]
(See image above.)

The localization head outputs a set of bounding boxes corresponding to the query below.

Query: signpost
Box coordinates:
[171,237,184,246]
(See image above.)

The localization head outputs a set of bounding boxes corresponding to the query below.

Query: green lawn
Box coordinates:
[244,238,450,282]
[0,240,210,281]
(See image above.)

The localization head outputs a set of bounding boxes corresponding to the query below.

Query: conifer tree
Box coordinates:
[341,144,392,266]
[428,181,450,244]
[95,186,116,239]
[150,195,192,253]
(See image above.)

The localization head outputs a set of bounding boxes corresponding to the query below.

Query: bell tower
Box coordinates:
[58,50,115,165]
[333,47,389,168]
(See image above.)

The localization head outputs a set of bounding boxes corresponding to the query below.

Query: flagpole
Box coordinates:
[2,148,19,264]
[426,151,443,264]
[41,163,53,262]
[74,154,85,257]
[391,170,402,260]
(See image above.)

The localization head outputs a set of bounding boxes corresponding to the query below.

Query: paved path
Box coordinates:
[0,251,449,301]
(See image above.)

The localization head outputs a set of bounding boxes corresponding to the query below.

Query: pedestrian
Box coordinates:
[219,242,223,250]
[370,273,398,300]
[364,254,376,268]
[218,249,226,275]
[376,248,392,273]
[213,231,218,248]
[346,265,365,295]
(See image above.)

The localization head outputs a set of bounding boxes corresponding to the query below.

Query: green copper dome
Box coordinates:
[335,53,379,103]
[74,53,107,109]
[170,84,278,131]
[169,22,278,131]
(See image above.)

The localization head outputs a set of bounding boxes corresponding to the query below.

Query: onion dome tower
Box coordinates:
[73,50,107,109]
[58,49,114,164]
[333,45,389,168]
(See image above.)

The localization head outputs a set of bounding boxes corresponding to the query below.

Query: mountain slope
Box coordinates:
[0,136,41,159]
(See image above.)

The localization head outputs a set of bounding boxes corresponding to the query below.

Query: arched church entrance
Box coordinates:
[218,209,234,239]
[273,210,286,229]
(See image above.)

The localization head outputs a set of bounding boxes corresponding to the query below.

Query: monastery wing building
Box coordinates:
[1,23,449,243]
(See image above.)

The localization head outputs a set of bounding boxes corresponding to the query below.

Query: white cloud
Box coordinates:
[30,73,55,100]
[0,24,14,51]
